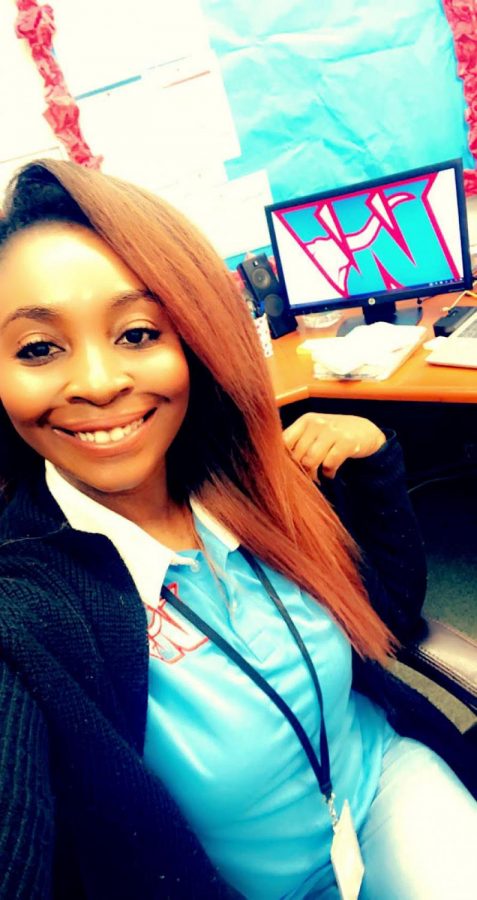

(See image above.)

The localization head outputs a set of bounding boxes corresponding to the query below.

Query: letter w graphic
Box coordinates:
[145,582,208,664]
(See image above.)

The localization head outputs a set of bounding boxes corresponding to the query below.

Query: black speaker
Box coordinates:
[239,282,260,319]
[237,254,297,339]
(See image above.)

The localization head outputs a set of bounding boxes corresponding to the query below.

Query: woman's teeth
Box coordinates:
[75,416,144,445]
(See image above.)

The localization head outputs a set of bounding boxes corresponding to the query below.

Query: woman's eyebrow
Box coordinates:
[1,290,159,331]
[1,306,60,330]
[109,289,159,310]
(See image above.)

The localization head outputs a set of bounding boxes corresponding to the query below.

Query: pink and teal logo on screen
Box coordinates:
[272,170,463,304]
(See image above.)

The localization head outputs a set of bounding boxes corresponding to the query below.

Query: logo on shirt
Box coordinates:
[145,582,208,664]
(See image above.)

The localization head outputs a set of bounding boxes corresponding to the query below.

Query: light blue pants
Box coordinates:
[319,734,477,899]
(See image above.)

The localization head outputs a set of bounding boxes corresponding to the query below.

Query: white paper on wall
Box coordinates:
[52,0,211,96]
[161,169,273,258]
[78,53,240,188]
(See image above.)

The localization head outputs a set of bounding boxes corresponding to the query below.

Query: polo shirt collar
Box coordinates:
[45,462,239,603]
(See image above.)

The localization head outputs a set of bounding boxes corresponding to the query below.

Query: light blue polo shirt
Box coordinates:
[46,462,394,899]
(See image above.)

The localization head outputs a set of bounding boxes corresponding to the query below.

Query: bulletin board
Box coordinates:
[201,0,473,199]
[2,0,475,267]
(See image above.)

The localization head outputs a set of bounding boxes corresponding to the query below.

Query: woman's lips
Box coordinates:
[51,408,157,452]
[52,407,156,435]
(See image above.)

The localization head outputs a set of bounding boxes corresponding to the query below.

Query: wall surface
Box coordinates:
[1,0,474,265]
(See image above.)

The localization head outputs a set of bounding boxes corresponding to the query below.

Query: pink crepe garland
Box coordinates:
[15,0,102,169]
[442,0,477,195]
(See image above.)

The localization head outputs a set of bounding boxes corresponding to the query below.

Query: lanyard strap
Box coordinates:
[238,547,331,798]
[160,550,332,800]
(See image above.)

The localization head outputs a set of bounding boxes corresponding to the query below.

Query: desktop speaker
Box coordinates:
[237,254,297,339]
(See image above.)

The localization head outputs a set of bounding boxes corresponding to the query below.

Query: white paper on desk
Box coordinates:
[306,339,368,376]
[346,323,424,353]
[303,323,426,379]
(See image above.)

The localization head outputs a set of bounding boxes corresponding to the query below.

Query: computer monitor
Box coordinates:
[265,159,473,334]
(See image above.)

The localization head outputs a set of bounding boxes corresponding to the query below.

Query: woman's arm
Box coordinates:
[0,661,55,898]
[284,414,427,640]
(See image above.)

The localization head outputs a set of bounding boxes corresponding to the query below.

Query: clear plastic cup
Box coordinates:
[297,312,342,331]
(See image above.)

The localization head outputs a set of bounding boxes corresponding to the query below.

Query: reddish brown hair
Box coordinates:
[1,160,394,661]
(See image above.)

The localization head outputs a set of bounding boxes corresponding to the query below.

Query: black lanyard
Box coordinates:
[160,546,333,802]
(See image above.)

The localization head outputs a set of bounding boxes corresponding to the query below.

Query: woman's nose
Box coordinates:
[65,345,133,405]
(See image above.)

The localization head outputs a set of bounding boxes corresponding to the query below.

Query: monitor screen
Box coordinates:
[265,159,473,329]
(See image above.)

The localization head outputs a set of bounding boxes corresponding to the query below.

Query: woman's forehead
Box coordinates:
[0,223,145,302]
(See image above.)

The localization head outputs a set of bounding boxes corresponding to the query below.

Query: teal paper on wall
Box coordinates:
[201,0,473,204]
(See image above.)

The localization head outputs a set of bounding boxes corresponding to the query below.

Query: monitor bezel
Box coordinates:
[265,159,473,318]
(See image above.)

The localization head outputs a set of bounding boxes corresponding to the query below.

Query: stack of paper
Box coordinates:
[298,323,426,381]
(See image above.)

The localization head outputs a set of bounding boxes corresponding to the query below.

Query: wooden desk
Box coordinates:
[267,293,477,408]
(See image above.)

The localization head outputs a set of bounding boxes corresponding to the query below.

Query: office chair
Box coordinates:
[325,459,477,797]
[398,617,477,720]
[351,621,477,800]
[385,618,477,798]
[401,472,477,762]
[399,617,477,762]
[392,472,476,794]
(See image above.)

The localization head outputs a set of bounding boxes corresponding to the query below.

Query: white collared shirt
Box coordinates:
[44,460,238,606]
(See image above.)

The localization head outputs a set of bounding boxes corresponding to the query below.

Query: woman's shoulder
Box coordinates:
[0,484,78,617]
[0,549,67,642]
[0,477,72,582]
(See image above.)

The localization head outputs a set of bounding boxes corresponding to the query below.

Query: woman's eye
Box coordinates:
[119,327,161,346]
[16,341,62,363]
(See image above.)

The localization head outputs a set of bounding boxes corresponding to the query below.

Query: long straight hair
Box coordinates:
[0,160,394,661]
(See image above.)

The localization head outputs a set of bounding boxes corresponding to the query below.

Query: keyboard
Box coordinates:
[457,315,477,338]
[426,310,477,369]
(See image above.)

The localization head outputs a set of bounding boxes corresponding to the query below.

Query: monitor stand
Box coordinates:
[337,299,423,336]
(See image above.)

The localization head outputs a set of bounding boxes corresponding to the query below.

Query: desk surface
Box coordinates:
[267,293,477,407]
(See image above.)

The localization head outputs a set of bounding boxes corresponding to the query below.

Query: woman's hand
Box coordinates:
[283,413,386,480]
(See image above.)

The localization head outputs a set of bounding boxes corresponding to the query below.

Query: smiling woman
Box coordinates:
[0,162,476,900]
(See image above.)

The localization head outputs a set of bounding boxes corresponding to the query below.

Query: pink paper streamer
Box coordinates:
[15,0,102,169]
[442,0,477,195]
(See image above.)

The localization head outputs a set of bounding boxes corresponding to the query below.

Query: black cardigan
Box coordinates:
[0,438,467,898]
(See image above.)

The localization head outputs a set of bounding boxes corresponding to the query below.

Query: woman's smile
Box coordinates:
[50,409,156,456]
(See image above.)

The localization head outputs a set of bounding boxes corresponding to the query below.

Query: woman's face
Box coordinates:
[0,223,190,498]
